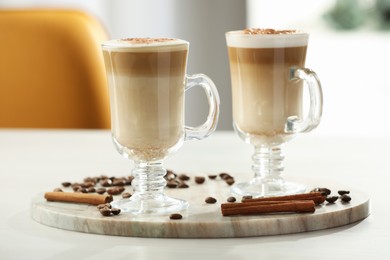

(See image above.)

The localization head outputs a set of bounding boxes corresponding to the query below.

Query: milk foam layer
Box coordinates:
[102,38,188,52]
[226,29,308,48]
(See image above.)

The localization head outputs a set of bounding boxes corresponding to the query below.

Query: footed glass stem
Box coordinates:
[111,161,188,215]
[231,145,306,197]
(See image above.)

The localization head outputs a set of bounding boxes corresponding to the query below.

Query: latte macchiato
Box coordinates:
[226,29,309,145]
[102,38,188,160]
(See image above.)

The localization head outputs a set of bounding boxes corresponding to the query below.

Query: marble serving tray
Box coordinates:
[31,176,370,238]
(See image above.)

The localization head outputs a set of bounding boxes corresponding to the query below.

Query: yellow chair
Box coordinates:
[0,9,110,129]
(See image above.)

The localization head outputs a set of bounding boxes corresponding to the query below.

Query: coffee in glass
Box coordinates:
[226,29,323,197]
[102,38,220,214]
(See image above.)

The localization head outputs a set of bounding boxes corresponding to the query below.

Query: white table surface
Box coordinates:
[0,129,388,259]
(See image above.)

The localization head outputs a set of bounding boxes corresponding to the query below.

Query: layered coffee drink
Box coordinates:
[102,38,188,160]
[226,29,309,145]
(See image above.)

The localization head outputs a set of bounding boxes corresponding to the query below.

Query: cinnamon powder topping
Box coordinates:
[119,38,176,44]
[243,28,297,35]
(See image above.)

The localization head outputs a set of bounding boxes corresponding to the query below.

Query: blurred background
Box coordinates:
[1,0,390,137]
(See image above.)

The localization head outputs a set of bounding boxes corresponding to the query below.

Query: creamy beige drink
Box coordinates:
[102,38,188,160]
[226,29,309,145]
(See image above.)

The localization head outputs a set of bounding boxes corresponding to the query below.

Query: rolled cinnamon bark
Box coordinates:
[241,192,326,205]
[221,200,316,216]
[44,192,113,205]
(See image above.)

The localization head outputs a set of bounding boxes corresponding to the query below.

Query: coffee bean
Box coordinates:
[99,207,111,216]
[107,187,123,195]
[208,175,217,179]
[242,195,253,201]
[227,196,236,203]
[326,196,339,203]
[341,194,352,203]
[165,170,177,181]
[97,204,107,210]
[96,188,106,194]
[169,213,183,220]
[219,173,232,180]
[338,190,350,196]
[79,188,88,193]
[195,176,205,184]
[87,187,96,193]
[178,174,190,181]
[166,180,178,188]
[112,179,126,186]
[111,208,121,215]
[97,203,112,210]
[53,188,63,192]
[125,176,134,185]
[61,182,71,187]
[225,178,235,186]
[178,182,189,188]
[311,187,331,196]
[100,179,112,187]
[72,185,82,192]
[205,197,217,204]
[122,192,132,199]
[81,181,95,188]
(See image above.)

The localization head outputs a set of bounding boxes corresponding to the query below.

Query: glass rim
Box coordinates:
[101,37,189,50]
[225,29,309,38]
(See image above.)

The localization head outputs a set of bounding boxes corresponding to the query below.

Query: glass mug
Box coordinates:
[102,38,220,214]
[226,29,323,197]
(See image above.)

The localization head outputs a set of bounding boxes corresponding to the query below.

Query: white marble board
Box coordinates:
[31,176,370,238]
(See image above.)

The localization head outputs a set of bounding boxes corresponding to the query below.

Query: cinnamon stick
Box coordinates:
[44,192,113,205]
[241,192,326,205]
[221,200,315,216]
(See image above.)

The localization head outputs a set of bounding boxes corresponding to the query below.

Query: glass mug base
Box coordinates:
[231,179,306,198]
[112,193,189,215]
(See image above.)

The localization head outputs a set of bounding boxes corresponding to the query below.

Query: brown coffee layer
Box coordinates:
[228,46,307,140]
[103,50,187,76]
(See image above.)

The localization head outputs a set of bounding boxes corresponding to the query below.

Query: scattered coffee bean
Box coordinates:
[107,187,123,195]
[97,203,112,210]
[326,196,339,203]
[112,179,126,186]
[100,179,112,187]
[205,197,217,204]
[122,192,132,199]
[341,194,352,203]
[165,170,177,181]
[125,176,134,185]
[61,182,71,187]
[79,188,88,193]
[111,208,121,215]
[219,173,233,180]
[53,188,63,192]
[227,196,236,203]
[208,175,217,179]
[242,195,253,201]
[81,181,95,188]
[311,187,331,196]
[99,207,111,216]
[97,204,106,210]
[338,190,350,196]
[195,176,205,184]
[72,185,82,192]
[169,213,183,220]
[225,178,235,186]
[96,187,106,194]
[87,187,96,193]
[166,180,179,188]
[178,174,190,181]
[178,182,189,188]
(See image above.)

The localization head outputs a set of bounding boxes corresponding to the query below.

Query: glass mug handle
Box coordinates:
[285,68,323,133]
[184,74,220,140]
